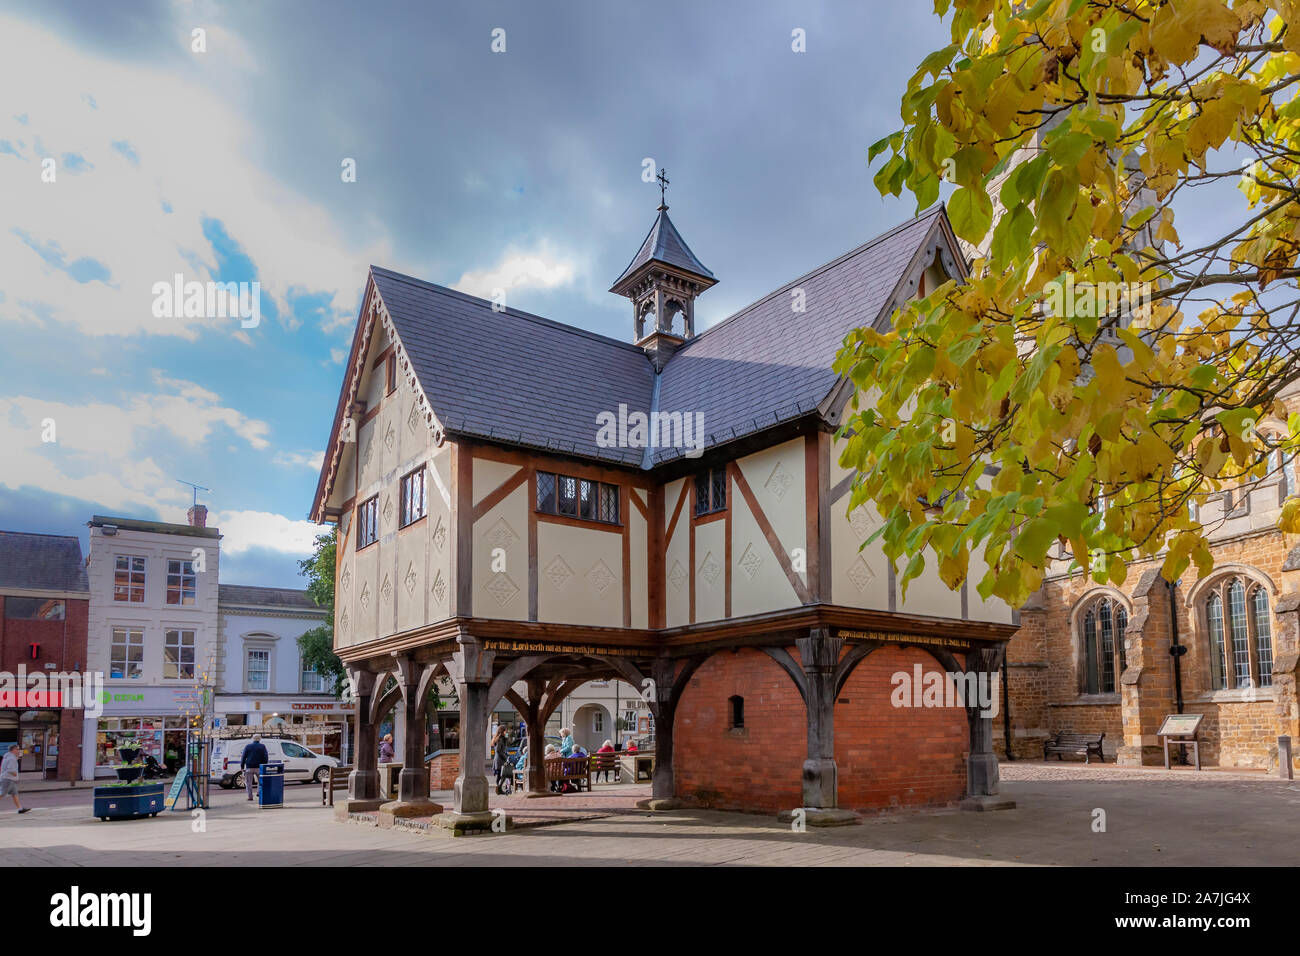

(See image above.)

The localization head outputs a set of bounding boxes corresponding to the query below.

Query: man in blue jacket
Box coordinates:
[240,735,270,802]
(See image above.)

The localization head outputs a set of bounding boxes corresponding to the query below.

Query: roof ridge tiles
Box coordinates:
[370,265,649,357]
[660,206,943,362]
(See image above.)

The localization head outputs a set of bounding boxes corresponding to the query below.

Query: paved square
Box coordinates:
[2,763,1299,866]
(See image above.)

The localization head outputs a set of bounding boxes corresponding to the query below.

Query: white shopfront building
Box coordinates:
[84,511,221,779]
[213,585,347,760]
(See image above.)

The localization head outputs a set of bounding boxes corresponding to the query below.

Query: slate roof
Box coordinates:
[611,206,715,287]
[340,206,951,488]
[650,209,943,465]
[89,515,220,539]
[372,268,657,467]
[218,584,324,612]
[0,531,89,594]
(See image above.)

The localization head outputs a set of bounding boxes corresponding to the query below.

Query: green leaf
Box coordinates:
[947,186,993,244]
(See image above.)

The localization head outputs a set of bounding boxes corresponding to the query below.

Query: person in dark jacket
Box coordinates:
[240,735,270,801]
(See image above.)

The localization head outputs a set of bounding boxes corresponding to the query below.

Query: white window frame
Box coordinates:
[166,558,197,606]
[110,627,144,679]
[113,555,146,603]
[163,628,196,679]
[245,647,272,692]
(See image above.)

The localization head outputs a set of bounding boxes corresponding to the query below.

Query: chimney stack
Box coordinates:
[187,504,208,528]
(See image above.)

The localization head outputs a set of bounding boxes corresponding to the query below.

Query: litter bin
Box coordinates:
[258,762,284,808]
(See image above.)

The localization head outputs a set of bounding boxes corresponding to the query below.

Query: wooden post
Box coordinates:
[796,628,842,810]
[345,668,379,803]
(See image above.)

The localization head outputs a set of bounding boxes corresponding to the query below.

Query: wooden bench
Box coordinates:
[589,751,620,783]
[321,766,352,806]
[545,756,591,792]
[1043,733,1106,763]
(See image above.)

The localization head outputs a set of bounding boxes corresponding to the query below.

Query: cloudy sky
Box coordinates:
[0,0,954,587]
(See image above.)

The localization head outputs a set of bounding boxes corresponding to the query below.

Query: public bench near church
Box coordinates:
[322,766,352,806]
[1043,733,1106,763]
[589,751,620,782]
[546,756,591,792]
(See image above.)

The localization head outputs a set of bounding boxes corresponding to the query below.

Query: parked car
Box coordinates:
[211,737,339,788]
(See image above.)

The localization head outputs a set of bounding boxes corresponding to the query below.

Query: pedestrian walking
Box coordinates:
[379,733,395,763]
[2,744,30,814]
[241,734,269,802]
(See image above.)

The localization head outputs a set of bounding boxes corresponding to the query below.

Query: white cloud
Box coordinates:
[451,242,578,300]
[272,449,325,471]
[0,377,272,515]
[0,14,392,338]
[211,509,320,555]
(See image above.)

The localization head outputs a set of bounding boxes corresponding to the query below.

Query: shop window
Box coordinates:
[3,597,64,620]
[166,559,197,605]
[113,555,146,602]
[164,629,196,679]
[1080,597,1128,694]
[110,627,144,679]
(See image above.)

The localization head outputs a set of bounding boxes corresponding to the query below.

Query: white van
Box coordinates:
[211,737,339,788]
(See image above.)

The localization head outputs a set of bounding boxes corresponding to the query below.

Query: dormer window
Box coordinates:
[386,353,397,394]
[694,465,727,516]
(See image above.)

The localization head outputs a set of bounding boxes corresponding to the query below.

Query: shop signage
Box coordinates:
[290,702,348,712]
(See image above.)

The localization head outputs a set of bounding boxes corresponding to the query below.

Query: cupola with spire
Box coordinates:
[610,169,716,371]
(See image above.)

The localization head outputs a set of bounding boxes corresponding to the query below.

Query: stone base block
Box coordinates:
[333,798,385,821]
[959,795,1017,812]
[777,807,861,827]
[432,810,508,836]
[377,799,443,827]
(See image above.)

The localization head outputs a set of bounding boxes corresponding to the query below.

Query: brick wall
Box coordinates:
[427,749,459,791]
[674,645,968,814]
[0,596,89,781]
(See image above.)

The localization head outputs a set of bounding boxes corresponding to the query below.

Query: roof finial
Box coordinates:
[656,167,669,210]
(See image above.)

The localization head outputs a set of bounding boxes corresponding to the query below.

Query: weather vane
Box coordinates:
[656,167,669,208]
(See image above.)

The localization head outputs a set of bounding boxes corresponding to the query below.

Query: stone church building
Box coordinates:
[310,197,1020,828]
[1005,391,1300,772]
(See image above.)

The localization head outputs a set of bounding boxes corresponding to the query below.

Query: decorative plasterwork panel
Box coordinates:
[668,560,687,592]
[485,573,520,606]
[545,556,574,590]
[847,555,875,593]
[739,543,763,580]
[586,560,615,595]
[432,516,447,552]
[431,571,447,607]
[484,517,519,551]
[403,562,418,596]
[698,552,721,587]
[765,461,794,502]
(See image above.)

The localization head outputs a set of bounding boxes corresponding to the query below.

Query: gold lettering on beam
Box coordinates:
[482,640,642,657]
[836,629,972,650]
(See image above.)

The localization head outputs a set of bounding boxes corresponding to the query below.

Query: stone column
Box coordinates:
[342,669,381,813]
[1118,570,1175,766]
[961,644,1015,810]
[435,639,498,833]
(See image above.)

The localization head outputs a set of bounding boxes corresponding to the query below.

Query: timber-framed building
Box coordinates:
[310,200,1017,828]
